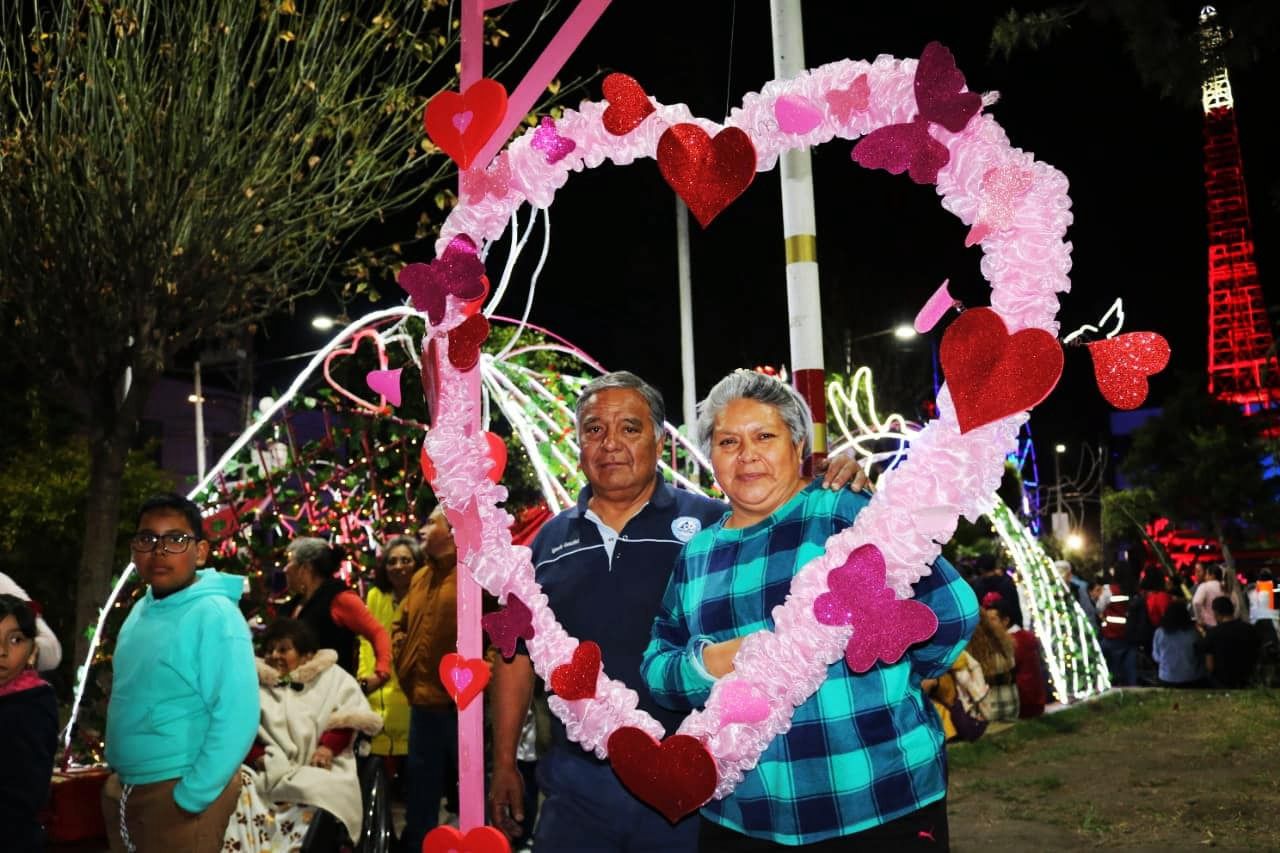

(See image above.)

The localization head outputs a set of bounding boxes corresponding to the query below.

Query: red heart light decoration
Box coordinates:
[549,640,601,701]
[422,825,511,853]
[940,307,1064,433]
[448,314,490,371]
[1087,332,1170,410]
[484,431,507,483]
[322,329,390,414]
[424,79,509,170]
[656,124,757,228]
[607,727,717,823]
[439,652,490,710]
[602,72,656,136]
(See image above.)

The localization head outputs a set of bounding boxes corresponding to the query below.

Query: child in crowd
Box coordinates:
[0,594,58,852]
[1151,600,1205,687]
[1197,596,1260,689]
[101,494,259,852]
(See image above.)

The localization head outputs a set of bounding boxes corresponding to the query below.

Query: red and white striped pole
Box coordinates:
[769,0,826,469]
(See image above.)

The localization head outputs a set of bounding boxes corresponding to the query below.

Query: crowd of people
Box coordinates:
[5,369,1277,851]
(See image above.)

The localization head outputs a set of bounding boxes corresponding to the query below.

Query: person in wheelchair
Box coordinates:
[230,619,384,850]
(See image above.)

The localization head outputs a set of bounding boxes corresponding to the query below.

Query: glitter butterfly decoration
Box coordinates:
[398,235,487,325]
[813,543,939,672]
[825,74,870,125]
[482,595,535,659]
[447,313,490,371]
[852,42,982,185]
[532,116,576,164]
[965,164,1034,246]
[461,153,512,204]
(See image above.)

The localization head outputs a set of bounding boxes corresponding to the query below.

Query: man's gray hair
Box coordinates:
[695,370,813,458]
[288,537,333,575]
[575,371,666,442]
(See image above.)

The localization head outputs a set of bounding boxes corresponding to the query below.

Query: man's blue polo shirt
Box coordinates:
[529,477,725,742]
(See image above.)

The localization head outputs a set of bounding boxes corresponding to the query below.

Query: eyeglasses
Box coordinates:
[130,531,200,554]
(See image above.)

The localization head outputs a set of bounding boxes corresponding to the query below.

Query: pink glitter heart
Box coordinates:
[451,667,473,691]
[365,368,403,408]
[532,116,576,164]
[452,110,474,133]
[814,544,939,673]
[717,680,769,726]
[774,95,822,135]
[913,279,957,334]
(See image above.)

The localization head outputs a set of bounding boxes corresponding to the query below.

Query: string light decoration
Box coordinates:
[826,367,1110,701]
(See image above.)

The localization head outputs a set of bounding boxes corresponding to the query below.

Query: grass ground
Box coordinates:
[948,688,1280,851]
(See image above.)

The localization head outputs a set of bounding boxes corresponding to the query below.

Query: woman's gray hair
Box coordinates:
[695,370,813,458]
[575,370,665,442]
[287,536,335,576]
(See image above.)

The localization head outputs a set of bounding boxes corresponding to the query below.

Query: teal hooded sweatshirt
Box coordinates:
[105,568,259,813]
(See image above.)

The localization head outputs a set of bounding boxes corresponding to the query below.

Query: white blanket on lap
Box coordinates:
[250,649,382,840]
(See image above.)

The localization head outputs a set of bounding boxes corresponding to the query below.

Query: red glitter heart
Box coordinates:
[438,652,490,710]
[656,124,757,228]
[549,640,601,701]
[601,72,655,136]
[422,825,510,853]
[940,307,1063,433]
[1087,332,1170,410]
[448,314,490,371]
[606,727,717,824]
[423,79,508,170]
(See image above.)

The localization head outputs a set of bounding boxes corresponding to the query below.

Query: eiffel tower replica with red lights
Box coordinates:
[1199,6,1280,419]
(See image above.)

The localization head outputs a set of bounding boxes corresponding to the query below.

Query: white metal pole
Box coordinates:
[194,360,206,480]
[769,0,827,464]
[676,197,697,433]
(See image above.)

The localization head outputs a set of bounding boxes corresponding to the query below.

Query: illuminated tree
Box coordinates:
[0,0,534,665]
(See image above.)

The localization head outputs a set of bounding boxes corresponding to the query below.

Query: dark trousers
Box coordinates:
[533,744,699,853]
[402,706,458,853]
[698,797,949,851]
[1100,637,1138,686]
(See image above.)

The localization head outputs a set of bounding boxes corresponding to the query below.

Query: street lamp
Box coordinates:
[311,315,337,331]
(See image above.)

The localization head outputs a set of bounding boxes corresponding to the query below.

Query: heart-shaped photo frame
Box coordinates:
[407,42,1073,816]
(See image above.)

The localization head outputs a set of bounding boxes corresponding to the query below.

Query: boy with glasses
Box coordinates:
[101,493,259,852]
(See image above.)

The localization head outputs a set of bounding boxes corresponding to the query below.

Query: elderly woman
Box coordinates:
[231,619,383,849]
[284,537,391,685]
[642,371,978,849]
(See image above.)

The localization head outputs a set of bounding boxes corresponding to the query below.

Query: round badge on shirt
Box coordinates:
[671,516,702,543]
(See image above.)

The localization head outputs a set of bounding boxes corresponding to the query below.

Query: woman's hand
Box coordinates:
[359,671,390,694]
[702,637,746,678]
[310,746,335,769]
[818,449,871,492]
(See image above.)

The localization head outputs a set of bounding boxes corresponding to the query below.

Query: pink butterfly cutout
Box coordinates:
[397,235,487,325]
[532,116,576,164]
[825,75,870,124]
[965,165,1034,247]
[482,594,535,659]
[852,42,982,185]
[461,152,512,204]
[443,499,483,559]
[813,543,939,672]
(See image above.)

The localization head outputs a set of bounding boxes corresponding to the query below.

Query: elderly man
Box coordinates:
[488,371,865,852]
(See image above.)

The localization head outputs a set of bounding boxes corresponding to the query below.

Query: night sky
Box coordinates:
[271,3,1279,458]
